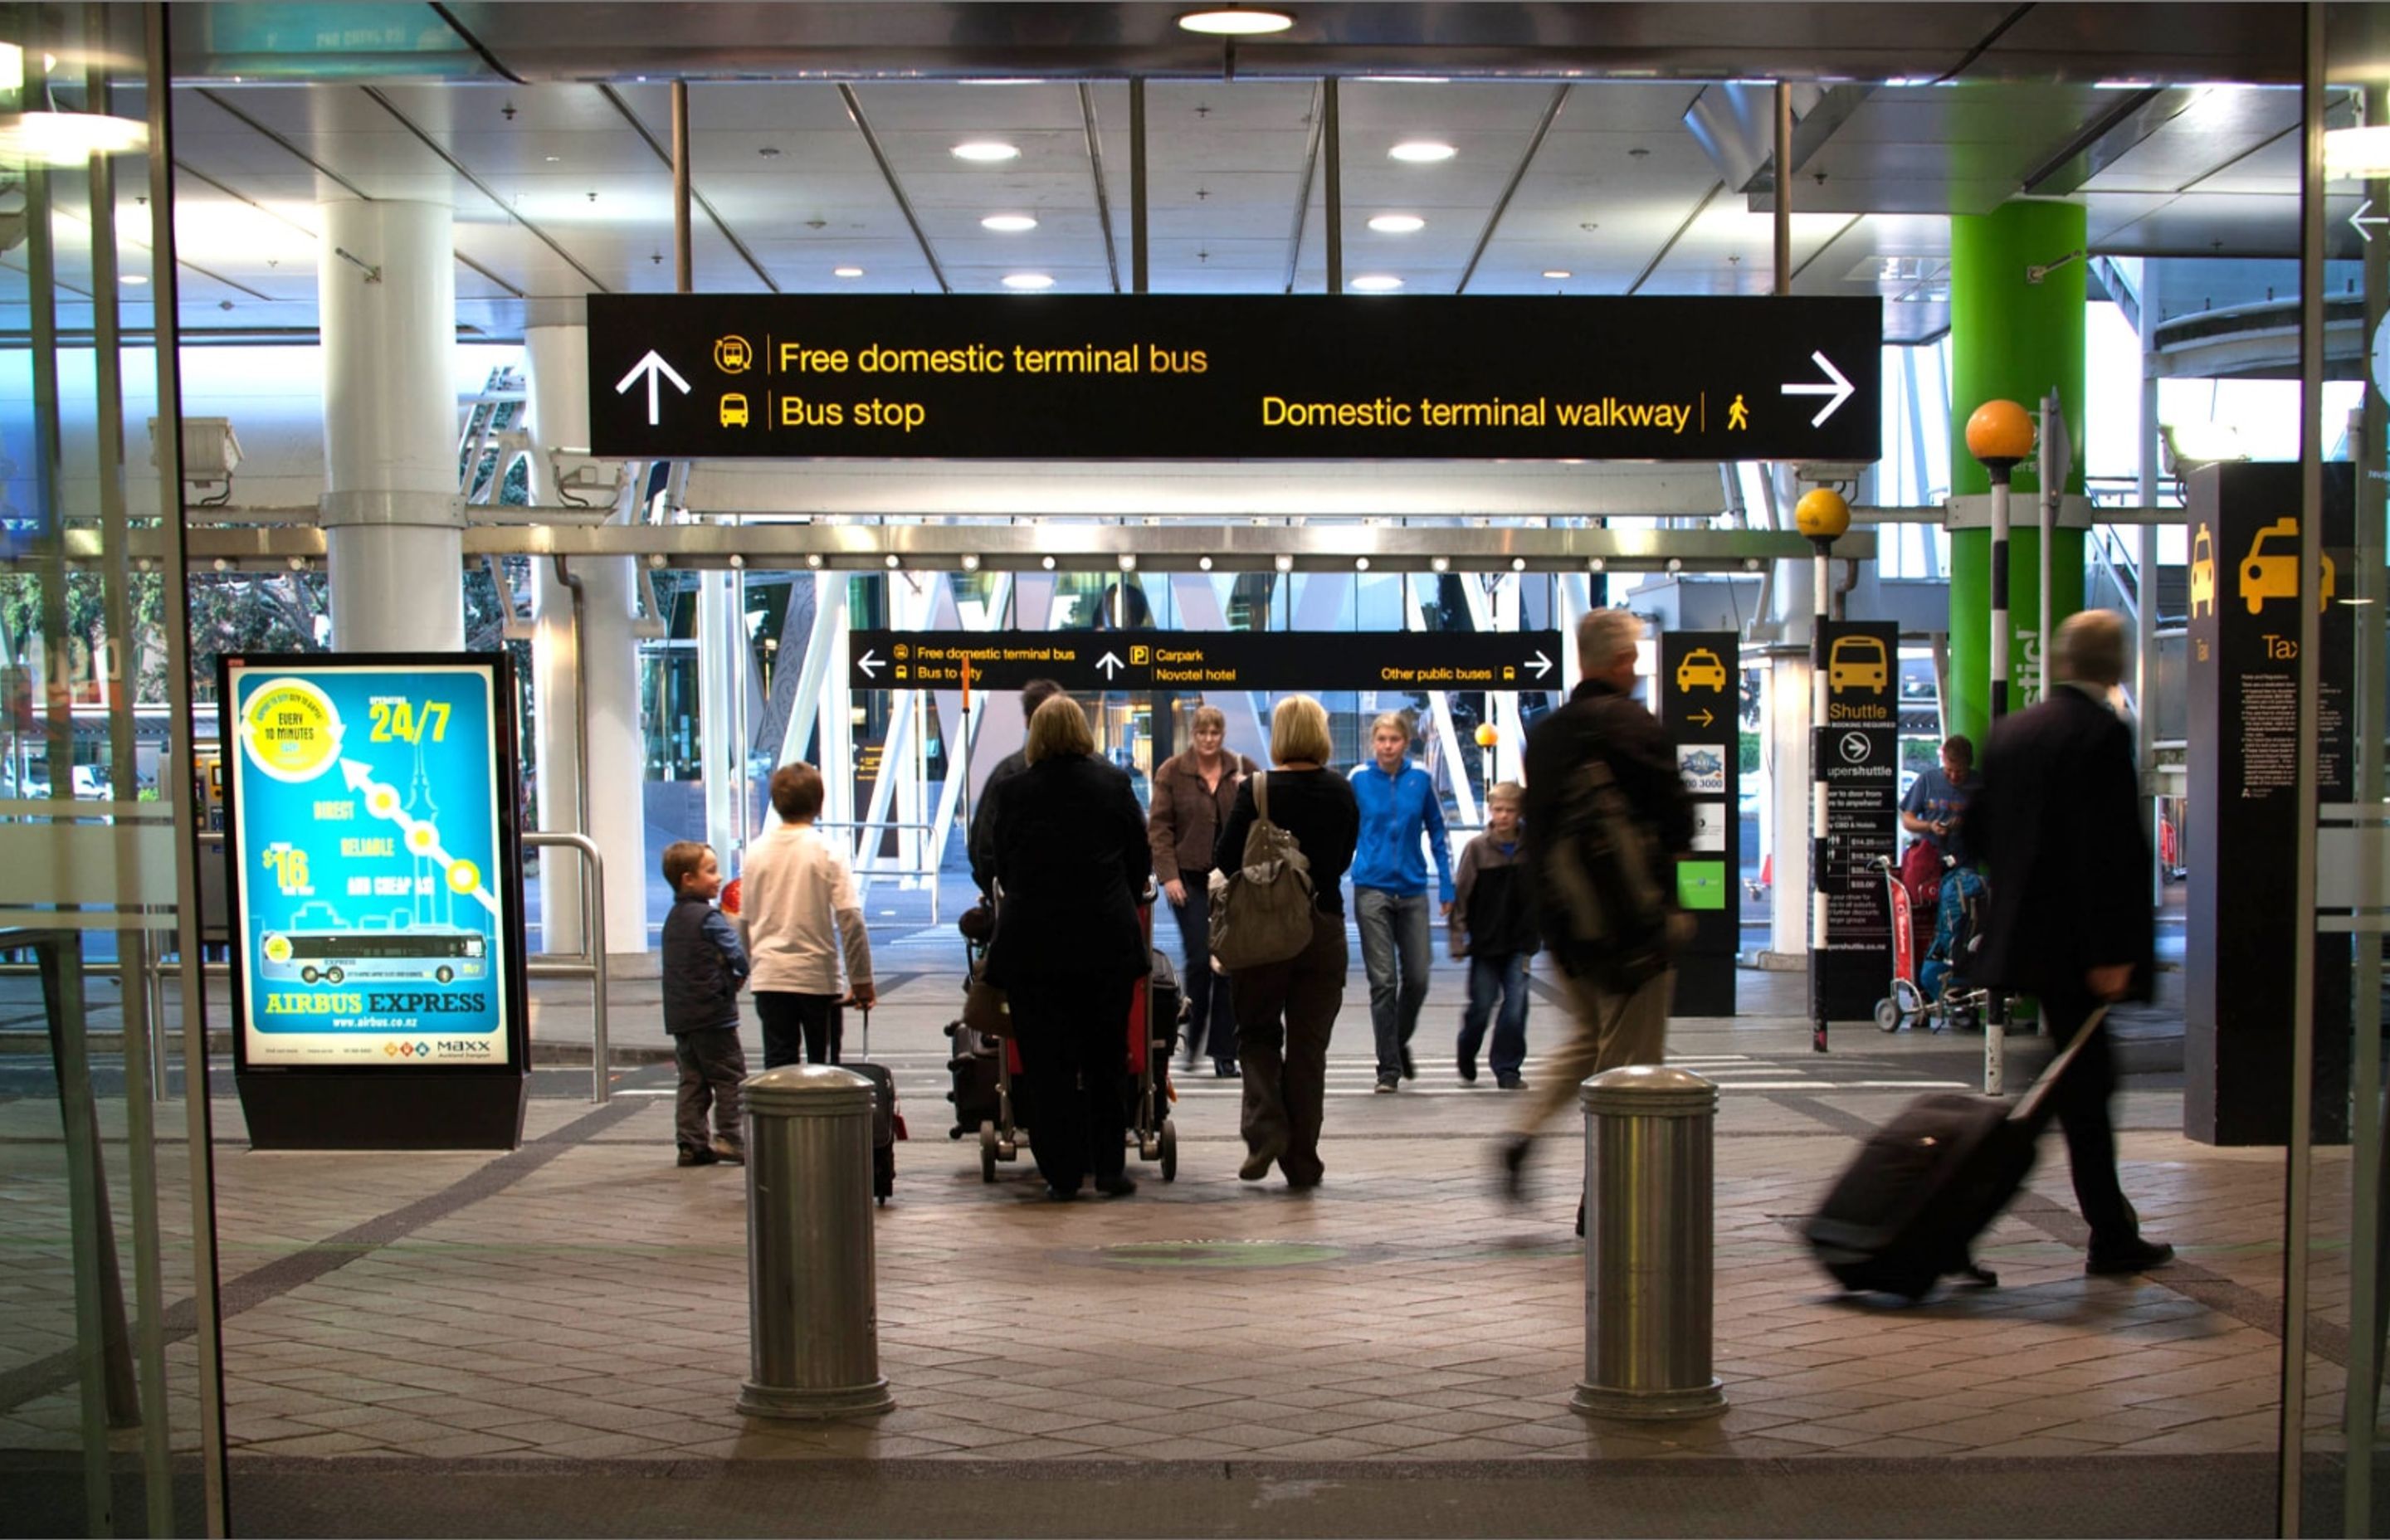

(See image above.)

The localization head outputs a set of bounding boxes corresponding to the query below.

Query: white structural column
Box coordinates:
[319,199,463,650]
[524,314,651,959]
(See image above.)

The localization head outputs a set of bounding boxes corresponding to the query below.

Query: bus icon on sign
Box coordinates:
[719,393,750,427]
[714,335,754,373]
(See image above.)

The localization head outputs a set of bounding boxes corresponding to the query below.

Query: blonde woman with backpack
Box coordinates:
[1211,694,1358,1190]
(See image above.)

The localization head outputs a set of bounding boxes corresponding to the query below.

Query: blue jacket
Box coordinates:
[1348,759,1455,901]
[661,896,749,1035]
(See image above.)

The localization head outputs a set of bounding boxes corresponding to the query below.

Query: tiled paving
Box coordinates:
[0,929,2378,1534]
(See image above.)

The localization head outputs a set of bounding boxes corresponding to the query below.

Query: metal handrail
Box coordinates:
[526,831,610,1104]
[814,817,943,925]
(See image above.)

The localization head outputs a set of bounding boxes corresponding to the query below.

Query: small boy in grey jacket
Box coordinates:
[661,841,749,1166]
[1449,782,1539,1089]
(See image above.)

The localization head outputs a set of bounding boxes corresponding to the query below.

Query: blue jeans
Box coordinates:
[1459,953,1529,1082]
[1355,887,1432,1081]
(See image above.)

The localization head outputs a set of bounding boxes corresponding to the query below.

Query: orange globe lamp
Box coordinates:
[1473,723,1500,748]
[1964,398,2035,480]
[1793,487,1851,542]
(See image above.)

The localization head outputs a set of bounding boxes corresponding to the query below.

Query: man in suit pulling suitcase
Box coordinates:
[1968,609,2174,1277]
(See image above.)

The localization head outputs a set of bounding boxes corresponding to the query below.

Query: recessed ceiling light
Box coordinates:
[1389,140,1456,163]
[1543,270,1571,280]
[952,140,1020,163]
[121,273,147,285]
[1368,213,1425,234]
[0,110,147,167]
[544,154,561,163]
[1350,274,1403,292]
[2326,125,2390,178]
[1002,272,1055,290]
[833,266,864,278]
[982,213,1039,232]
[1177,7,1295,37]
[1356,76,1450,85]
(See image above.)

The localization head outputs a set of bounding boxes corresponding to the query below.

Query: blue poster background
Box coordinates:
[227,661,512,1068]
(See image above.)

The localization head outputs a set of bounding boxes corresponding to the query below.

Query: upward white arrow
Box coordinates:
[1095,651,1125,680]
[614,349,690,426]
[1779,350,1856,427]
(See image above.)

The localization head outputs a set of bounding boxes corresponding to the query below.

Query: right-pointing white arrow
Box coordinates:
[1525,650,1554,679]
[2353,197,2388,244]
[1779,350,1855,427]
[857,649,885,679]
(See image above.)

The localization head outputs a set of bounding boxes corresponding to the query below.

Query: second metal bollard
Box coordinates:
[735,1065,895,1420]
[1571,1065,1724,1421]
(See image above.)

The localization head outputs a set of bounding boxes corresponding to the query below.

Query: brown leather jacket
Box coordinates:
[1147,748,1261,884]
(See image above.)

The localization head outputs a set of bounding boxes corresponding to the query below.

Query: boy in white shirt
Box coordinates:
[738,762,877,1067]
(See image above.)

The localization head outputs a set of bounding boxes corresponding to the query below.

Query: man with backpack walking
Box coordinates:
[1501,607,1693,1196]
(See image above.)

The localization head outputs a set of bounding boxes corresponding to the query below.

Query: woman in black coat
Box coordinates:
[983,694,1153,1199]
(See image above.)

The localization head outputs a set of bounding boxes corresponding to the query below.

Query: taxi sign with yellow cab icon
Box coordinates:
[2188,524,2217,619]
[2236,516,2334,613]
[1674,647,1729,693]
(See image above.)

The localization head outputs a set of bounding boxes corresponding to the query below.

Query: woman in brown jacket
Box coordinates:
[1147,704,1261,1077]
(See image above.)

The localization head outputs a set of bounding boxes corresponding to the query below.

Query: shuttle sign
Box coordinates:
[588,294,1881,462]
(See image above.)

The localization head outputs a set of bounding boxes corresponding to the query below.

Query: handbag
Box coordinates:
[1899,838,1945,914]
[1207,772,1317,971]
[961,967,1012,1039]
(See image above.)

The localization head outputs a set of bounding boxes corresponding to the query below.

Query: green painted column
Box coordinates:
[1947,201,2088,747]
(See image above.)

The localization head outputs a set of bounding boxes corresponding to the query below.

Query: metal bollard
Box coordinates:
[1571,1065,1725,1421]
[735,1065,895,1420]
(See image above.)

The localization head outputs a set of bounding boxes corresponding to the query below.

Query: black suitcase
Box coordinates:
[1805,1006,2105,1299]
[845,1004,899,1204]
[944,1018,1003,1138]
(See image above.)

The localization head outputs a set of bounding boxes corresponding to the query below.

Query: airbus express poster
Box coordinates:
[224,657,519,1069]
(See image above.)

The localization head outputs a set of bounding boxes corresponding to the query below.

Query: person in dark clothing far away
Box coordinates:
[1149,703,1262,1079]
[1966,608,2173,1277]
[1214,694,1360,1191]
[968,677,1064,898]
[983,694,1153,1201]
[658,840,749,1167]
[1502,607,1692,1198]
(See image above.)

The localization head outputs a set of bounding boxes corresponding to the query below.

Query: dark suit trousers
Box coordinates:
[1008,973,1138,1192]
[1229,909,1348,1186]
[2041,987,2139,1248]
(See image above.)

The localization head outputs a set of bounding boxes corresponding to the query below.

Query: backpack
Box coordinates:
[1207,772,1316,971]
[1538,721,1682,993]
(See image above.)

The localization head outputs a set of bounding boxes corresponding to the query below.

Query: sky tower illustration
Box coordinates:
[403,733,452,928]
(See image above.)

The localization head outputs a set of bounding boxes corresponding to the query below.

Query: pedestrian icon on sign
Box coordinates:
[1727,393,1749,431]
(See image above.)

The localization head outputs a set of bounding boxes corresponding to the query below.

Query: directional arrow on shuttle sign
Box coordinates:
[1525,650,1554,679]
[856,649,885,680]
[1780,351,1856,427]
[614,349,690,426]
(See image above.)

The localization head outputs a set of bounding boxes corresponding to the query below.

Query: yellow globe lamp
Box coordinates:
[1473,723,1500,748]
[1964,398,2035,475]
[1793,487,1851,542]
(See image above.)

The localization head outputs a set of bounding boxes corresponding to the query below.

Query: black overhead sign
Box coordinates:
[587,295,1881,462]
[845,630,1567,694]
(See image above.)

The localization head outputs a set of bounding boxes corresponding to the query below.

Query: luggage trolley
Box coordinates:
[1871,854,1995,1035]
[946,894,1181,1186]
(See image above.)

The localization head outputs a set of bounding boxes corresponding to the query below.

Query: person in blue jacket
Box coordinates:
[1349,709,1455,1092]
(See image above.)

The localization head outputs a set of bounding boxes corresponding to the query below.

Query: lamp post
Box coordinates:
[1964,399,2034,1094]
[1796,486,1851,1055]
[1965,399,2036,724]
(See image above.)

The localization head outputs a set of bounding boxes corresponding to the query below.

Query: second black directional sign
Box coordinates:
[846,631,1566,694]
[589,295,1880,462]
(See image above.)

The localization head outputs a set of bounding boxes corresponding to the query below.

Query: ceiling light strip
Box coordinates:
[1626,178,1723,295]
[358,85,610,295]
[597,84,779,294]
[1078,83,1122,294]
[1455,83,1569,295]
[836,85,949,295]
[1281,81,1326,295]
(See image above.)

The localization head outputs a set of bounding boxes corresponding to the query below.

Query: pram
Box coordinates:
[943,894,1182,1185]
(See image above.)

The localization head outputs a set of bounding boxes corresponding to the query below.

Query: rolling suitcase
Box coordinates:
[846,1003,901,1204]
[1805,1006,2105,1299]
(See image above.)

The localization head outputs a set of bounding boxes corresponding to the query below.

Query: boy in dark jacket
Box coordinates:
[1450,782,1538,1089]
[661,840,750,1167]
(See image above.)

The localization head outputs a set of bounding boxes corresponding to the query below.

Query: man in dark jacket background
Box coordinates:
[1968,608,2172,1275]
[968,678,1062,897]
[1503,607,1692,1193]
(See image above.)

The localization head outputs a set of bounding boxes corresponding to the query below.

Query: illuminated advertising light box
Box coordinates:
[220,655,529,1146]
